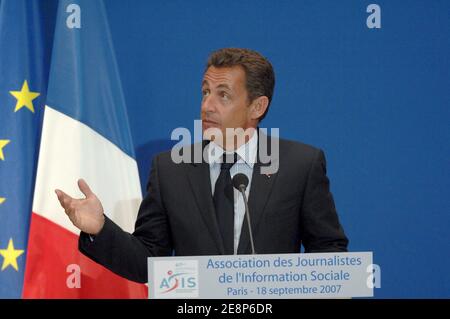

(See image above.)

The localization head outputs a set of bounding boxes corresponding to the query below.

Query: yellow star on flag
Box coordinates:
[0,140,10,161]
[0,239,24,271]
[9,80,40,113]
[0,198,5,205]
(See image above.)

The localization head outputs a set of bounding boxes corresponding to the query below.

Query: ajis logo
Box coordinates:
[153,260,199,298]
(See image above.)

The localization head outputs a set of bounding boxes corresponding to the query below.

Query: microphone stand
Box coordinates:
[238,185,256,255]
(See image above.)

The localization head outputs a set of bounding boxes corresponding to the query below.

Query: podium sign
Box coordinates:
[148,252,373,299]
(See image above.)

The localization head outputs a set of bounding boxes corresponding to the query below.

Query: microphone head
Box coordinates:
[232,173,249,191]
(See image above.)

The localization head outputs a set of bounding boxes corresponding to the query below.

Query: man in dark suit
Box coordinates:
[55,48,348,284]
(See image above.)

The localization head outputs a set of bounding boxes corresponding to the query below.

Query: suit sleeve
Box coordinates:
[78,154,173,283]
[300,149,349,252]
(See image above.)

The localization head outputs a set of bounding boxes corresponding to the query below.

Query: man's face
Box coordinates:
[201,66,254,144]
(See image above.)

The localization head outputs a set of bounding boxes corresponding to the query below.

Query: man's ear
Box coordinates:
[250,96,269,120]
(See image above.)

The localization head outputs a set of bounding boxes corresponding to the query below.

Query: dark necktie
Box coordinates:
[213,153,238,254]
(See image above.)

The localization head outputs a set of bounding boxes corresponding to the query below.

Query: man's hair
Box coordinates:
[205,48,275,121]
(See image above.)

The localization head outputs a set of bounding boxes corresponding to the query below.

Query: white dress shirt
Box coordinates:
[205,131,258,254]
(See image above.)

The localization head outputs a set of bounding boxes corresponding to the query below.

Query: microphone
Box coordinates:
[232,173,256,254]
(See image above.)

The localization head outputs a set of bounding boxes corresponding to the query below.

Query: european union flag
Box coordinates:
[0,0,57,298]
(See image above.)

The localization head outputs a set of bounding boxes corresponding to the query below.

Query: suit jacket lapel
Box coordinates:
[186,142,225,254]
[237,131,279,254]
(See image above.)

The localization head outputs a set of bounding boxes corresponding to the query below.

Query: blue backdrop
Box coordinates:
[101,0,449,298]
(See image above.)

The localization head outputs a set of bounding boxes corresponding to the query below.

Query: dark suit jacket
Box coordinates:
[79,134,348,283]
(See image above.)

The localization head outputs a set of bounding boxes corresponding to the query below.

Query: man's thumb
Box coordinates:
[78,179,94,198]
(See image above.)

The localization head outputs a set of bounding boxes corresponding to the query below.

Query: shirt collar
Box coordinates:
[206,130,258,169]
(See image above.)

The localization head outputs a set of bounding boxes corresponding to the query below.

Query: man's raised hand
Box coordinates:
[55,179,105,235]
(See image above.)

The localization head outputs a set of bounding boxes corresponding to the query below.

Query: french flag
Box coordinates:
[22,0,147,298]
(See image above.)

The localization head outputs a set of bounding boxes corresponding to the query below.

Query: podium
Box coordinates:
[148,252,373,299]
